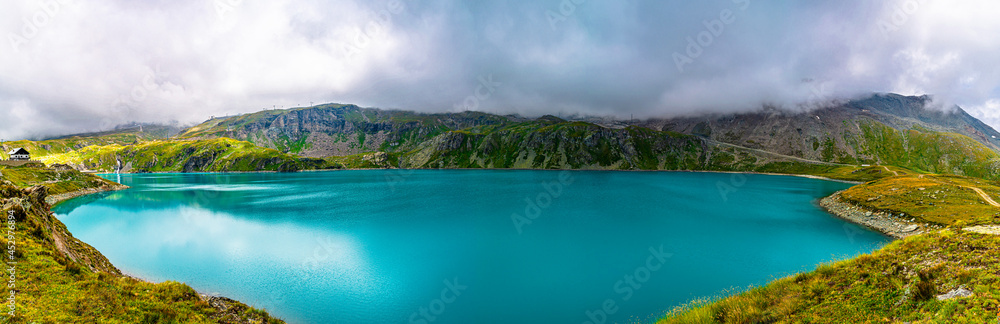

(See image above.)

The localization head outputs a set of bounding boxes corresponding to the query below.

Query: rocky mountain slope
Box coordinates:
[8,93,997,179]
[176,104,514,158]
[170,93,1000,179]
[392,117,820,171]
[642,94,1000,177]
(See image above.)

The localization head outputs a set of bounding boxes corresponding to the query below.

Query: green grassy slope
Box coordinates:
[399,122,705,170]
[0,165,122,196]
[851,120,1000,179]
[40,138,334,173]
[0,170,283,323]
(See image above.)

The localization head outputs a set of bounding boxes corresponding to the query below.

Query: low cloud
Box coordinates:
[2,0,1000,139]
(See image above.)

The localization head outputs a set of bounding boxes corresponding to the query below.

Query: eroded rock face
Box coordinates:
[25,185,48,207]
[50,163,75,171]
[182,154,216,172]
[362,152,392,168]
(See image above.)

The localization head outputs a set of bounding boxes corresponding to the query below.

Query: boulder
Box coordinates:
[936,286,974,301]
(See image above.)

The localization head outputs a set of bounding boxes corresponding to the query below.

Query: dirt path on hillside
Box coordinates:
[707,140,850,166]
[965,225,1000,235]
[882,166,900,176]
[918,175,1000,207]
[968,186,1000,207]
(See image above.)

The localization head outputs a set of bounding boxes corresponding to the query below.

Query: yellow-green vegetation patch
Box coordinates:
[0,127,176,160]
[41,138,333,173]
[659,230,1000,323]
[0,166,119,197]
[841,175,1000,226]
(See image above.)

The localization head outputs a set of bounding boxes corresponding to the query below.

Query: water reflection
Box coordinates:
[53,171,889,324]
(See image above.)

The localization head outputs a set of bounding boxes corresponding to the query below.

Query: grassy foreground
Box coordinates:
[659,173,1000,323]
[0,166,283,323]
[659,230,1000,323]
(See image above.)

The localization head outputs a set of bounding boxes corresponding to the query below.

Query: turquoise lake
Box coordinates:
[53,170,890,323]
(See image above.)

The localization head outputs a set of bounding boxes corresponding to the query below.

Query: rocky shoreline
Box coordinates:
[819,191,944,239]
[45,184,131,206]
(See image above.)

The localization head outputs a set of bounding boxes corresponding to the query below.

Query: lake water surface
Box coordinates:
[53,170,890,324]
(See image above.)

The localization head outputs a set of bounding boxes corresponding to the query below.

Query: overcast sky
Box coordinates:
[2,0,1000,139]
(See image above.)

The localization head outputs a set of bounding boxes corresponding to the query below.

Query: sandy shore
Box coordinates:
[819,191,944,239]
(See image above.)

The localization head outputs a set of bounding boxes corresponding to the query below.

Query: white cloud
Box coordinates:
[2,0,1000,139]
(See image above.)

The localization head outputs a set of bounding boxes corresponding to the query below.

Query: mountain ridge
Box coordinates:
[164,93,1000,178]
[13,93,1000,181]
